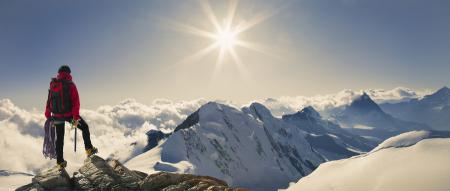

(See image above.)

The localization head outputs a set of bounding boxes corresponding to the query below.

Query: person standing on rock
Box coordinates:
[45,65,98,169]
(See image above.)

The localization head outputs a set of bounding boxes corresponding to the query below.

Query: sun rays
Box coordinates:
[168,0,274,78]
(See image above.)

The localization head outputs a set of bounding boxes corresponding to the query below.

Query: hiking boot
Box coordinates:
[56,160,67,171]
[86,147,98,157]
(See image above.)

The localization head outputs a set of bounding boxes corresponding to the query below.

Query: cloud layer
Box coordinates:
[0,87,431,174]
[0,98,206,174]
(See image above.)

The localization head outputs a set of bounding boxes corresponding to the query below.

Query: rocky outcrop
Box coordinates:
[140,172,233,191]
[16,166,71,191]
[16,155,248,191]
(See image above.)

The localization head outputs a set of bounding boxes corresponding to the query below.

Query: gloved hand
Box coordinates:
[71,118,80,128]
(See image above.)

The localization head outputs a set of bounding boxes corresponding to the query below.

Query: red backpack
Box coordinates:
[48,78,73,114]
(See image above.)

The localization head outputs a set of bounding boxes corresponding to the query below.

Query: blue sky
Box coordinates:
[1,0,449,109]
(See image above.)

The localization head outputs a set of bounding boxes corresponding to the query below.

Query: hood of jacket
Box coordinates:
[57,72,72,81]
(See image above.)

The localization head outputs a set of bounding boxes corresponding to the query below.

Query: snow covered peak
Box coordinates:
[199,101,223,111]
[299,106,321,119]
[173,101,228,132]
[282,106,321,121]
[361,92,370,99]
[347,93,383,113]
[242,102,274,121]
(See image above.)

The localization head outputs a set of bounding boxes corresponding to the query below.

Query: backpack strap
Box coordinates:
[47,78,57,110]
[61,79,73,112]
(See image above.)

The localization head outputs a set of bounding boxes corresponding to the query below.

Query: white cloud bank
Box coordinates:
[0,98,206,175]
[0,87,432,175]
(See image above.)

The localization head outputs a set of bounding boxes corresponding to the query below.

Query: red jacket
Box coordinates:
[45,72,80,120]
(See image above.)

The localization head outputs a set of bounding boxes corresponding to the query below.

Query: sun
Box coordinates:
[215,28,237,50]
[168,0,274,76]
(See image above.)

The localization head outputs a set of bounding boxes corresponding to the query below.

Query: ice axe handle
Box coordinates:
[74,126,77,152]
[71,119,78,152]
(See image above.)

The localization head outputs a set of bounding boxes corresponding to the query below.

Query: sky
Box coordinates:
[0,0,449,109]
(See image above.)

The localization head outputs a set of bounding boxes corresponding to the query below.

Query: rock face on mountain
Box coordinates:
[16,155,247,191]
[144,130,171,152]
[381,86,450,131]
[334,93,429,141]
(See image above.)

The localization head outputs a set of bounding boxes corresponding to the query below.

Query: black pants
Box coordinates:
[55,117,93,163]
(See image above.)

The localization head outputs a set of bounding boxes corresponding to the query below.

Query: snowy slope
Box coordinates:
[287,130,450,191]
[126,102,325,191]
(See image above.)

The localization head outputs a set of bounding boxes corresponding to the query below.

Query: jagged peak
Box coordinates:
[174,101,244,132]
[198,101,235,112]
[202,101,222,108]
[347,92,383,113]
[249,102,272,115]
[360,92,371,99]
[299,106,321,119]
[281,106,322,121]
[243,102,274,121]
[353,92,375,103]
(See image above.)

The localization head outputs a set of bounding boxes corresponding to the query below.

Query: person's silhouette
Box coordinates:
[45,65,98,169]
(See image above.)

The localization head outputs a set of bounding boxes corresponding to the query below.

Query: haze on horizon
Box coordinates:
[1,0,449,109]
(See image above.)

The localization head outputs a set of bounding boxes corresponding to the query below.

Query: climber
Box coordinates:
[45,65,98,170]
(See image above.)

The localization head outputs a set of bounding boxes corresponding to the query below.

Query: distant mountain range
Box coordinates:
[381,86,450,131]
[126,87,450,190]
[333,92,430,141]
[127,102,376,191]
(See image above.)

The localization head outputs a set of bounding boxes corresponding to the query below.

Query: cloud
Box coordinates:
[0,120,51,173]
[0,99,45,137]
[96,98,207,133]
[0,98,206,174]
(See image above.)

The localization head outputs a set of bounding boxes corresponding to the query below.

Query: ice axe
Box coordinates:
[71,119,79,152]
